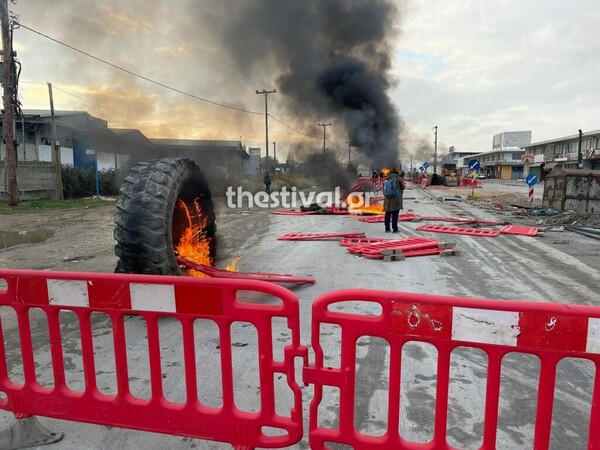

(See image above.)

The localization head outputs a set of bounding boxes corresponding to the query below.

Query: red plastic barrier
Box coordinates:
[338,237,392,247]
[362,246,452,260]
[305,290,600,449]
[358,213,421,223]
[419,216,504,225]
[278,232,365,241]
[347,236,441,255]
[500,225,539,236]
[417,224,501,237]
[325,206,350,215]
[0,269,307,450]
[270,210,319,215]
[177,257,316,284]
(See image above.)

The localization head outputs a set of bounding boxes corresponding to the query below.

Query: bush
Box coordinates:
[61,166,120,199]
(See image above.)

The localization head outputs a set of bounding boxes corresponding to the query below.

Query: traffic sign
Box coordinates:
[525,174,538,187]
[469,160,480,171]
[419,166,424,171]
[423,162,430,169]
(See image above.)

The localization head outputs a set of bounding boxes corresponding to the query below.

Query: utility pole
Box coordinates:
[1,0,18,205]
[433,126,438,175]
[273,141,276,165]
[48,82,63,200]
[318,122,331,154]
[410,155,413,172]
[256,89,276,173]
[346,136,351,165]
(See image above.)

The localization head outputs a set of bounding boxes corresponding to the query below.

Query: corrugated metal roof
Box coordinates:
[522,130,600,148]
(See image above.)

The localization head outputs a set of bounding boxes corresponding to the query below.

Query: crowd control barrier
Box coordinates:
[2,270,600,449]
[306,289,600,449]
[0,269,306,450]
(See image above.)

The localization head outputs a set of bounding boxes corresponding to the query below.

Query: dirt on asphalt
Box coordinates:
[1,181,599,274]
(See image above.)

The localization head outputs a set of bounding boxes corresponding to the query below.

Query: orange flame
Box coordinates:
[175,199,212,278]
[174,199,240,277]
[226,255,241,271]
[346,193,384,215]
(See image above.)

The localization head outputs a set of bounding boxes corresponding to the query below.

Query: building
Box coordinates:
[521,129,600,179]
[1,109,252,199]
[450,131,532,180]
[446,146,483,177]
[151,139,250,180]
[492,131,532,150]
[247,148,261,175]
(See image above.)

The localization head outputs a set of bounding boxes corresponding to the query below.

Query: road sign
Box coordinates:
[525,174,538,187]
[419,166,424,171]
[469,159,480,171]
[423,162,430,169]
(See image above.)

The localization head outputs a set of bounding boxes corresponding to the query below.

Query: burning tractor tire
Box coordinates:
[114,157,216,275]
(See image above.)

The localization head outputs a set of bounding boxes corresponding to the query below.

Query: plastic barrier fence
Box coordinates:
[305,289,600,449]
[3,270,600,449]
[0,269,306,450]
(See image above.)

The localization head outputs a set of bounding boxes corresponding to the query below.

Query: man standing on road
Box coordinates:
[264,172,272,194]
[383,167,405,233]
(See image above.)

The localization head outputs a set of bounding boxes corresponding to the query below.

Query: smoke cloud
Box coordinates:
[16,0,405,167]
[201,0,404,167]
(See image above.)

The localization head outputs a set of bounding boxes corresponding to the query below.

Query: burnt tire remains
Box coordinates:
[114,157,216,275]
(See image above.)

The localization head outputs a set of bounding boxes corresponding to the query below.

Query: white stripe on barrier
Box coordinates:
[452,308,520,346]
[586,318,600,354]
[130,283,176,312]
[47,279,89,307]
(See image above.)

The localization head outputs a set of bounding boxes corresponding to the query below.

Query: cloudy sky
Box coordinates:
[12,0,600,166]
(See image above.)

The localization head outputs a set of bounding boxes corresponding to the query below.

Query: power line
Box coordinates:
[18,23,263,116]
[76,0,261,91]
[18,25,342,145]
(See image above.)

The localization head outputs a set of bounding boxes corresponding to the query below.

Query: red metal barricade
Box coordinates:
[0,269,307,450]
[304,289,600,449]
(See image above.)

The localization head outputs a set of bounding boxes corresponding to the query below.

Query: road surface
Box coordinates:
[1,180,599,449]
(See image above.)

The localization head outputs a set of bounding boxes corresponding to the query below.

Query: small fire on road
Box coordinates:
[175,199,239,277]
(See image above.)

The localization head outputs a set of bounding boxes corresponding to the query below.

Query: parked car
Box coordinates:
[477,173,487,179]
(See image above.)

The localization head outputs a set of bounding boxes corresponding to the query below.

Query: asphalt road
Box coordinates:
[1,181,599,449]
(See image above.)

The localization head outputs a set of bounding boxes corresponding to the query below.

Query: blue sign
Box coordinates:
[469,159,480,171]
[423,162,430,169]
[418,166,424,171]
[525,173,538,187]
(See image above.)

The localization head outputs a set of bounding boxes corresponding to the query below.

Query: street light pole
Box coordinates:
[318,122,331,153]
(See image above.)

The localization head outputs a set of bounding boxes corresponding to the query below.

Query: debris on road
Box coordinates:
[499,225,539,236]
[177,257,316,283]
[416,224,501,237]
[278,232,365,241]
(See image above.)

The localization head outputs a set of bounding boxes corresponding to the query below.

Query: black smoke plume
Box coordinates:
[202,0,403,168]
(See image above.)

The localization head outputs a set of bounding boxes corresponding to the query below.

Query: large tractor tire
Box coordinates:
[114,157,216,275]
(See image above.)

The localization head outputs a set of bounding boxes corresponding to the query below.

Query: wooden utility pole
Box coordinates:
[47,82,63,200]
[318,122,331,154]
[1,0,18,205]
[272,141,276,165]
[255,89,276,173]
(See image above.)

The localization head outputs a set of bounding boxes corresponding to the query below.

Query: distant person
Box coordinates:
[264,172,272,194]
[382,167,406,233]
[372,170,378,179]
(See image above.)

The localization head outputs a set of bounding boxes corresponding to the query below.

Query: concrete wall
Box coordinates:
[543,170,600,213]
[0,161,58,200]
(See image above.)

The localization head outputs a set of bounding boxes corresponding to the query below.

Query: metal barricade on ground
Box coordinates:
[0,269,306,450]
